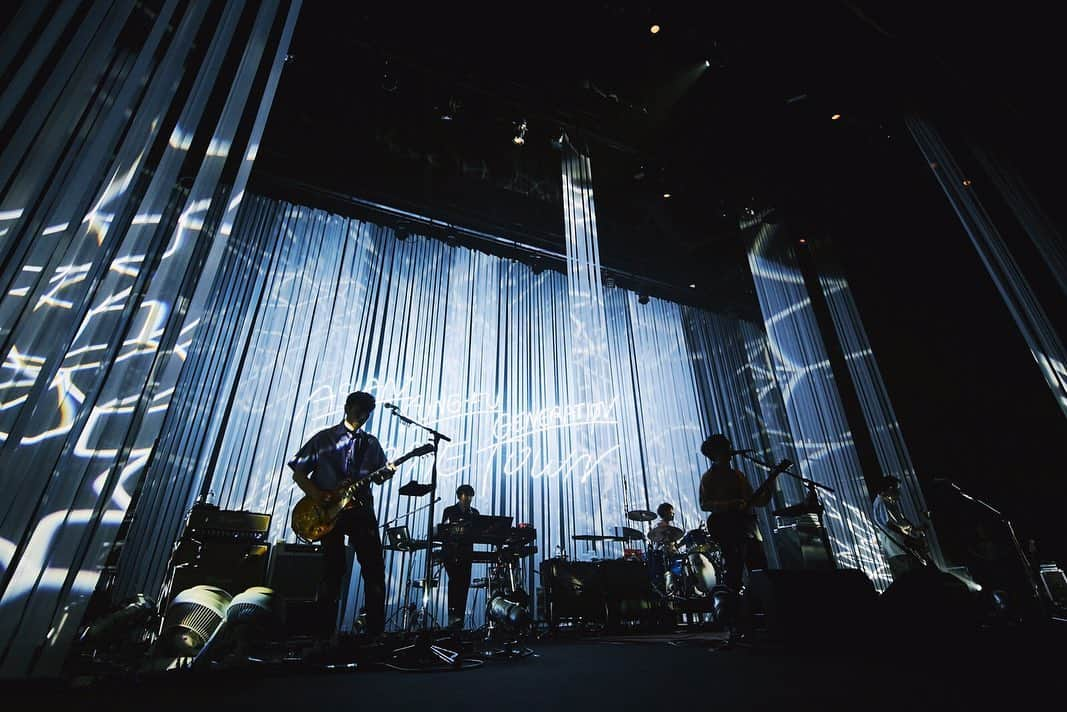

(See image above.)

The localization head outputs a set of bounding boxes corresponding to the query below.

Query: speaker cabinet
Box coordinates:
[598,559,659,628]
[540,559,605,625]
[267,542,326,600]
[747,569,877,645]
[266,542,351,639]
[161,542,270,608]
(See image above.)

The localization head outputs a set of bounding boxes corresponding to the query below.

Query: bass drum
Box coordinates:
[687,550,723,594]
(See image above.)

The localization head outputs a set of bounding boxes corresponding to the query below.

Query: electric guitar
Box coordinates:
[706,458,792,545]
[291,443,434,541]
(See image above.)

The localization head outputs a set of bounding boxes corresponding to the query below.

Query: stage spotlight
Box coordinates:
[689,283,696,289]
[550,129,567,150]
[650,24,660,34]
[193,586,281,668]
[79,593,156,649]
[831,113,842,120]
[663,192,671,199]
[157,585,231,656]
[513,120,527,145]
[638,294,650,305]
[488,594,530,630]
[704,60,711,68]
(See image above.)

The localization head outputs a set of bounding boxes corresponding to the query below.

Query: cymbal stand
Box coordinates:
[385,406,466,669]
[739,452,838,569]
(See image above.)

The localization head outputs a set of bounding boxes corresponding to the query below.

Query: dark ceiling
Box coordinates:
[253,1,1064,311]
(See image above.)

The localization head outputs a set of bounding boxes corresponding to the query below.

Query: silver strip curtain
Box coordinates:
[907,117,1067,419]
[126,190,912,631]
[748,222,893,588]
[811,243,944,567]
[0,0,301,677]
[972,147,1067,299]
[125,194,724,631]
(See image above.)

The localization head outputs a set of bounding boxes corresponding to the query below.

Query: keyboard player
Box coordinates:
[441,484,479,629]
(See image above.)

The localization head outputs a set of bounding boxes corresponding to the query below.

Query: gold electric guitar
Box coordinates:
[291,443,434,541]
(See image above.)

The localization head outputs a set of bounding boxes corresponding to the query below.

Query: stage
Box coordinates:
[6,623,1063,710]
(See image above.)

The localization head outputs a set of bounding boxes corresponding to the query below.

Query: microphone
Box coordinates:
[382,402,399,410]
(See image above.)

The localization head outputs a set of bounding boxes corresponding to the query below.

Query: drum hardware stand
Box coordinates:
[739,451,838,569]
[383,406,465,670]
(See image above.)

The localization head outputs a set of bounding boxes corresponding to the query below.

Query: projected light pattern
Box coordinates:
[748,222,893,588]
[908,118,1067,419]
[0,0,301,677]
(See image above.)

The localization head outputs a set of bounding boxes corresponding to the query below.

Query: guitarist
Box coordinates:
[872,476,928,578]
[698,434,774,594]
[288,391,393,641]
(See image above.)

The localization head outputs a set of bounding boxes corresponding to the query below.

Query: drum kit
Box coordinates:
[571,508,723,601]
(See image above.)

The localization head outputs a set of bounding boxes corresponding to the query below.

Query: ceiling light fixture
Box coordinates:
[650,24,660,34]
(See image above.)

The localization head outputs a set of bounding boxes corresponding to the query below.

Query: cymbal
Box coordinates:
[573,534,617,542]
[614,526,646,542]
[648,525,684,544]
[626,509,657,522]
[398,481,433,497]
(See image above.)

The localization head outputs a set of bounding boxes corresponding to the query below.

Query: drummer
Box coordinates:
[652,502,679,552]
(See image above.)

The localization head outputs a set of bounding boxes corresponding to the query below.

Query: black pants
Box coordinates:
[717,534,767,593]
[444,556,472,626]
[318,506,385,636]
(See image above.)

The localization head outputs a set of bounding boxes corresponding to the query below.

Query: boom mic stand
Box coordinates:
[738,451,838,569]
[384,406,473,670]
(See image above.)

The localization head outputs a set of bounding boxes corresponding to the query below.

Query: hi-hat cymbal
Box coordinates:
[648,525,684,545]
[626,509,657,522]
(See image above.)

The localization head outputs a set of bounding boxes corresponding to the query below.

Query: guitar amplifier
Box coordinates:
[159,505,273,607]
[183,504,271,543]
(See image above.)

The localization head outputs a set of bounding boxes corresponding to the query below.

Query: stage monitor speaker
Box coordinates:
[747,569,877,646]
[880,567,978,646]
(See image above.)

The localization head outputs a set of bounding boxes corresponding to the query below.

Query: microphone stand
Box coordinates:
[738,452,838,569]
[384,407,464,669]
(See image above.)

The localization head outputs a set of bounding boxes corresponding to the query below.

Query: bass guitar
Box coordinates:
[291,443,434,541]
[706,458,792,545]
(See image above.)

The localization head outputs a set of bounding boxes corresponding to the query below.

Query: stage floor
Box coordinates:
[4,623,1063,709]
